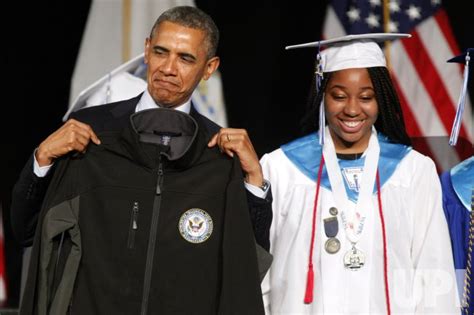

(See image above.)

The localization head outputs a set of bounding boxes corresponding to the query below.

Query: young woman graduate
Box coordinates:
[261,33,460,314]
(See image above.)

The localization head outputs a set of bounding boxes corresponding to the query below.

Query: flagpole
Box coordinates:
[122,0,132,62]
[383,0,392,70]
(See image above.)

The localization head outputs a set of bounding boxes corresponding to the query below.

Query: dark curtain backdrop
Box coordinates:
[2,0,472,308]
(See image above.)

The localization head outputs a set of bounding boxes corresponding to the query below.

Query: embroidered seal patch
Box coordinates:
[179,208,213,243]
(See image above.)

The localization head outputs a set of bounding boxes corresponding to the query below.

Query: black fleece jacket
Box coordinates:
[20,109,264,314]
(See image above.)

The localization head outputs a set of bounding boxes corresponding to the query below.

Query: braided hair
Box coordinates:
[368,67,411,145]
[301,66,411,146]
[301,71,332,134]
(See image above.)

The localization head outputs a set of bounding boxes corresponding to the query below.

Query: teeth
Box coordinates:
[343,121,362,128]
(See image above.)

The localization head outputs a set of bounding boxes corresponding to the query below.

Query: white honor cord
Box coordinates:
[322,126,380,244]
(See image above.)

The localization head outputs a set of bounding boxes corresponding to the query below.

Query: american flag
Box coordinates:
[323,0,473,172]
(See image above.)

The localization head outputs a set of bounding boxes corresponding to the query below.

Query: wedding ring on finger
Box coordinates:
[226,134,231,142]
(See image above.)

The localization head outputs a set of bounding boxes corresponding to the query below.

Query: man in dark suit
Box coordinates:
[11,6,271,254]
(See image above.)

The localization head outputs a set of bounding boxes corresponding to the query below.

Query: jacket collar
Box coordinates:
[110,92,194,118]
[110,94,142,118]
[119,108,207,170]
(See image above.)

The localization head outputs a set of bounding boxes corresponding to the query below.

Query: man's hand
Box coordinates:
[208,128,263,186]
[36,119,101,166]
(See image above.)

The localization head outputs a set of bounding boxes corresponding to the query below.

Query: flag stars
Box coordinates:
[388,21,399,32]
[406,5,422,20]
[365,13,380,28]
[389,0,401,13]
[347,7,361,22]
[431,0,441,6]
[369,0,381,7]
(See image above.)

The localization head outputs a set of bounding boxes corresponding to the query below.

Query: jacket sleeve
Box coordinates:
[411,157,460,314]
[247,188,273,251]
[11,154,54,246]
[10,110,94,247]
[19,156,75,315]
[219,157,265,315]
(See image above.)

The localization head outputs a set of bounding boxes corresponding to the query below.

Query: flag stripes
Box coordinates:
[323,1,472,172]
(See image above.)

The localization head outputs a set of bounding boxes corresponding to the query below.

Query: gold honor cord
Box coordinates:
[463,189,474,314]
[383,0,392,70]
[122,0,132,63]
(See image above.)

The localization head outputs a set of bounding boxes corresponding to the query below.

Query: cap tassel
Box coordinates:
[315,44,326,145]
[304,264,315,304]
[449,52,470,146]
[318,98,325,145]
[304,155,325,305]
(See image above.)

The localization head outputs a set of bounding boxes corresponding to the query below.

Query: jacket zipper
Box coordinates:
[140,160,163,315]
[127,201,139,249]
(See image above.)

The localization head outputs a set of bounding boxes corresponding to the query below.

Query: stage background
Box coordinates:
[2,0,473,308]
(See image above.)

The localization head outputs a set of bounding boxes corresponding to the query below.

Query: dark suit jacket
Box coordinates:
[11,95,272,250]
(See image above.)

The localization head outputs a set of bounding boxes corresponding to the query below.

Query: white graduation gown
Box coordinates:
[261,133,459,315]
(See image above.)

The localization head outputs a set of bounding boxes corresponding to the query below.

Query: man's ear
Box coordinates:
[144,38,151,64]
[203,57,220,80]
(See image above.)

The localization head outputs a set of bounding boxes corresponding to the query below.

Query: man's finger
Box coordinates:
[74,133,92,148]
[68,119,101,145]
[89,131,101,145]
[223,147,235,158]
[208,133,219,147]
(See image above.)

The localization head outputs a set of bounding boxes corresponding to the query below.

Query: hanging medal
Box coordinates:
[324,216,340,254]
[322,126,380,271]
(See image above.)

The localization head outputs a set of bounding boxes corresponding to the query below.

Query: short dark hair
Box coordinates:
[302,67,412,146]
[149,6,219,59]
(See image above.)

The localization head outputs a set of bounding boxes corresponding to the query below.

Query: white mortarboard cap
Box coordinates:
[64,53,147,121]
[286,33,411,72]
[446,48,472,146]
[285,33,411,145]
[85,72,146,107]
[447,49,473,64]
